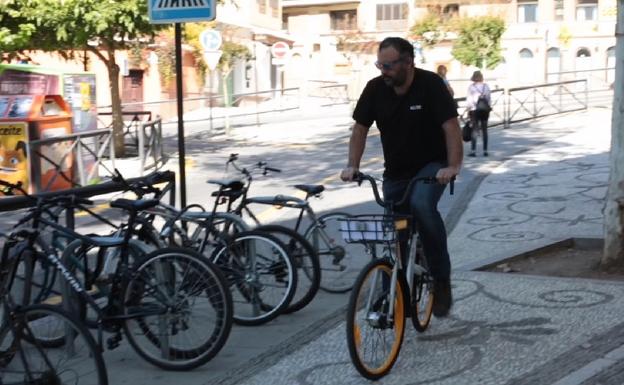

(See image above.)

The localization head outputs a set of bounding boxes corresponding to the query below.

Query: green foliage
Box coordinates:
[218,41,251,73]
[410,13,444,47]
[154,23,251,87]
[451,16,506,69]
[155,31,176,88]
[0,0,165,56]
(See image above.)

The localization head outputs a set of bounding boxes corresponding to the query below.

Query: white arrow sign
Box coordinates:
[200,29,222,51]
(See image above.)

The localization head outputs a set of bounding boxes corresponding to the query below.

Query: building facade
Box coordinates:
[281,0,617,93]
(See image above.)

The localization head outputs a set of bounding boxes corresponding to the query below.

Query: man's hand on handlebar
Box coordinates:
[435,166,459,185]
[340,166,359,182]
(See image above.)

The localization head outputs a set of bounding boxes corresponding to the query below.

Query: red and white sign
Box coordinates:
[270,41,290,65]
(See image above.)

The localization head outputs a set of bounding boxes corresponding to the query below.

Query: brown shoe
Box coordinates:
[433,280,453,317]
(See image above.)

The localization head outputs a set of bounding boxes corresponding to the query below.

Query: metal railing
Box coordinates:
[0,172,176,235]
[97,111,153,154]
[454,79,589,128]
[28,128,115,192]
[138,118,165,175]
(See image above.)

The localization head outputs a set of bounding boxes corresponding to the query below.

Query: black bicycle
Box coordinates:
[112,170,299,326]
[0,179,234,371]
[0,227,108,385]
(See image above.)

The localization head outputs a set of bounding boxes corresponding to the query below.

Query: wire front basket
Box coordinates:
[338,214,410,244]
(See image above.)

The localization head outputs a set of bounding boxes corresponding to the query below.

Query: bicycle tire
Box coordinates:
[123,247,233,370]
[211,230,297,326]
[61,238,151,330]
[411,249,434,332]
[187,212,249,255]
[0,304,108,385]
[303,212,362,293]
[255,224,320,314]
[346,258,406,380]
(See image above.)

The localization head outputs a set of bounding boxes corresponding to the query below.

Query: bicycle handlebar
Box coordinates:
[225,155,281,178]
[353,172,454,209]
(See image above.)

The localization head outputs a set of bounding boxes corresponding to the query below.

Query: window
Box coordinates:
[376,3,407,21]
[554,0,564,21]
[330,10,357,31]
[576,0,597,21]
[518,0,538,23]
[519,48,534,58]
[442,4,459,20]
[269,0,279,17]
[576,48,591,57]
[257,0,265,13]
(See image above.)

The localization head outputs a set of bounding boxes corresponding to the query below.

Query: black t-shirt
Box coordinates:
[353,68,458,179]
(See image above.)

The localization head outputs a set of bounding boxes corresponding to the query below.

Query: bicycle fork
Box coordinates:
[364,259,400,329]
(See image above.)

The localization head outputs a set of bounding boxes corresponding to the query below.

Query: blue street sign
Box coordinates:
[148,0,216,24]
[199,29,222,51]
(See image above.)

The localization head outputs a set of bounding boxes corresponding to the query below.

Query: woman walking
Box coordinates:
[466,70,491,157]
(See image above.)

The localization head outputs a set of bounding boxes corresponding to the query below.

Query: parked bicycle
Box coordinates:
[0,222,108,384]
[343,172,453,380]
[113,170,298,326]
[216,154,362,294]
[0,179,234,370]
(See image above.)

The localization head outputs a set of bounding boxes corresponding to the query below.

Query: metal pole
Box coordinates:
[209,70,213,132]
[175,23,187,208]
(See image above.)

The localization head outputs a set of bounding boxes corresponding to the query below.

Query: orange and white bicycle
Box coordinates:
[343,172,453,380]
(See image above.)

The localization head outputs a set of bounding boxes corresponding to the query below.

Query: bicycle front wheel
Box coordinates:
[0,304,108,385]
[211,231,297,326]
[304,212,363,293]
[123,247,233,370]
[255,225,320,314]
[346,258,406,380]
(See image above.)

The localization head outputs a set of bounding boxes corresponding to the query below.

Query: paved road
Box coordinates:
[2,105,620,385]
[99,105,619,385]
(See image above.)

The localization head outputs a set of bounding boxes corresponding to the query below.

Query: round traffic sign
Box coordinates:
[200,29,222,51]
[270,41,290,59]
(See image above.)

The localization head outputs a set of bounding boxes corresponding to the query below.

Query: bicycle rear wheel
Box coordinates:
[211,231,296,326]
[411,249,434,332]
[123,247,233,370]
[0,304,108,385]
[346,258,406,380]
[255,225,320,314]
[304,212,362,293]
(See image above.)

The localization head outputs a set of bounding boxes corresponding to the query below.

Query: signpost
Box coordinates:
[148,0,216,24]
[199,29,223,133]
[270,41,290,66]
[148,0,216,208]
[270,42,289,99]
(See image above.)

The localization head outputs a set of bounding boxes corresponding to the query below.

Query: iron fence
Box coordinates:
[28,128,115,192]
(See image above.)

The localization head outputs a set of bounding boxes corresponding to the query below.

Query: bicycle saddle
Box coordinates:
[110,198,159,212]
[206,179,244,190]
[294,184,324,195]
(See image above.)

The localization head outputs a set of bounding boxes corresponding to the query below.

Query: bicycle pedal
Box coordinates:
[106,334,122,350]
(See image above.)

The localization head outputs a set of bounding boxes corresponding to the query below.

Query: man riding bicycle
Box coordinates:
[340,37,462,317]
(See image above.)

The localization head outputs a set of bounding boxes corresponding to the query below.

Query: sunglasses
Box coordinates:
[375,57,406,70]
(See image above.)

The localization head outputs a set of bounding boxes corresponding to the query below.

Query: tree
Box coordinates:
[0,0,165,156]
[216,38,251,134]
[603,0,624,267]
[451,16,505,69]
[410,12,446,48]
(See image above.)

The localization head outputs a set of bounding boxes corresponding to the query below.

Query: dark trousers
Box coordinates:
[382,162,451,281]
[469,110,489,152]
